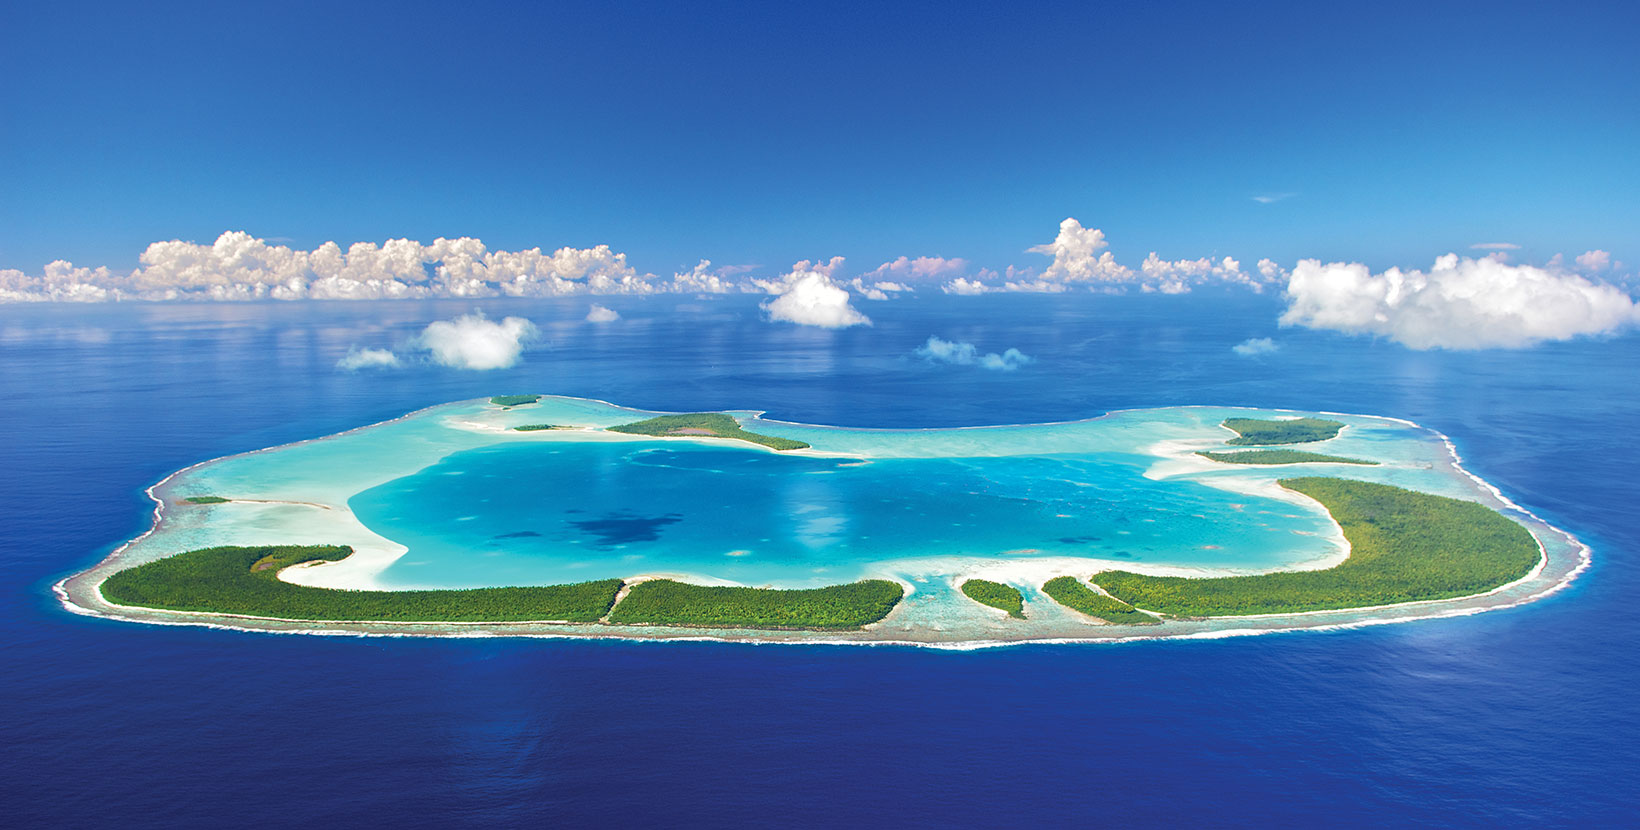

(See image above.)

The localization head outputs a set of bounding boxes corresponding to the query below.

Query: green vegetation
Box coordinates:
[1197,449,1377,466]
[514,424,569,431]
[489,394,541,407]
[607,579,903,629]
[607,412,811,451]
[960,579,1025,618]
[182,496,231,504]
[1092,477,1541,617]
[1222,417,1345,445]
[101,545,623,622]
[1041,577,1157,624]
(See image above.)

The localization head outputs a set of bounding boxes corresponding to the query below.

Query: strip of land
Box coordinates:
[1197,449,1376,466]
[607,412,811,451]
[490,394,542,407]
[99,545,902,630]
[1092,477,1541,616]
[101,545,622,622]
[1222,417,1344,445]
[1041,577,1158,624]
[607,578,902,628]
[960,579,1025,618]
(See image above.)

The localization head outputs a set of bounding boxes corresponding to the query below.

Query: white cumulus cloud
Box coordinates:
[1280,254,1640,349]
[759,259,871,328]
[669,260,748,294]
[866,256,969,281]
[941,277,993,295]
[415,313,537,370]
[1024,217,1133,287]
[1232,337,1279,356]
[914,336,1033,370]
[941,219,1273,296]
[1139,253,1261,294]
[1576,250,1612,271]
[336,347,401,370]
[586,304,620,323]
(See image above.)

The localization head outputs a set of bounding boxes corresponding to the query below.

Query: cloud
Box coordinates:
[1139,253,1263,294]
[914,336,1033,370]
[1280,254,1639,349]
[336,347,401,370]
[1576,250,1612,271]
[759,260,871,328]
[847,277,912,300]
[0,231,657,302]
[415,313,537,369]
[865,256,969,281]
[668,260,746,294]
[1025,218,1133,287]
[941,219,1274,296]
[1232,337,1279,356]
[941,277,993,295]
[586,304,620,323]
[1469,242,1522,251]
[1252,193,1296,204]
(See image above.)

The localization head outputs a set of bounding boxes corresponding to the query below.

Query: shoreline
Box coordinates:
[54,398,1589,646]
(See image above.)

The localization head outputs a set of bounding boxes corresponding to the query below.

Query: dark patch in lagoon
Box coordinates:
[493,531,541,539]
[569,511,684,546]
[1059,535,1103,544]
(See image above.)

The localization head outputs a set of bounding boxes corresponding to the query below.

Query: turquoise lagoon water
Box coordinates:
[155,396,1484,591]
[356,442,1322,589]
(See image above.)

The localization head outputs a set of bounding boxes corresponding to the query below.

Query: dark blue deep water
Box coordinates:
[3,294,1636,827]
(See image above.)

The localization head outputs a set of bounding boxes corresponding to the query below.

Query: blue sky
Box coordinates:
[2,0,1636,275]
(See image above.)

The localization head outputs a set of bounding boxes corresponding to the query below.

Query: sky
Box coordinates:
[2,1,1637,352]
[3,0,1636,275]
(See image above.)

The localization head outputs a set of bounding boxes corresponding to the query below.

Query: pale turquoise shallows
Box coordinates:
[153,396,1475,589]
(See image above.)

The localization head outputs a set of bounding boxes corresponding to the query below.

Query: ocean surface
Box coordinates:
[2,292,1635,826]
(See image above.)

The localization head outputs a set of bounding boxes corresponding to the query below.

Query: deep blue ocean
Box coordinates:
[3,292,1636,827]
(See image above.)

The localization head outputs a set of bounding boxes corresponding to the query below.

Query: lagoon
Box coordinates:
[61,393,1584,643]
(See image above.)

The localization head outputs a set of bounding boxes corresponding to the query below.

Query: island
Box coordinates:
[489,394,542,407]
[1197,449,1377,466]
[960,579,1025,619]
[1041,577,1157,625]
[606,412,810,450]
[1222,416,1344,445]
[55,396,1584,645]
[103,544,623,622]
[607,579,903,629]
[1089,478,1540,616]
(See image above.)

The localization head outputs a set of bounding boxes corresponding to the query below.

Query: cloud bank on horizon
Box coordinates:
[4,221,1633,349]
